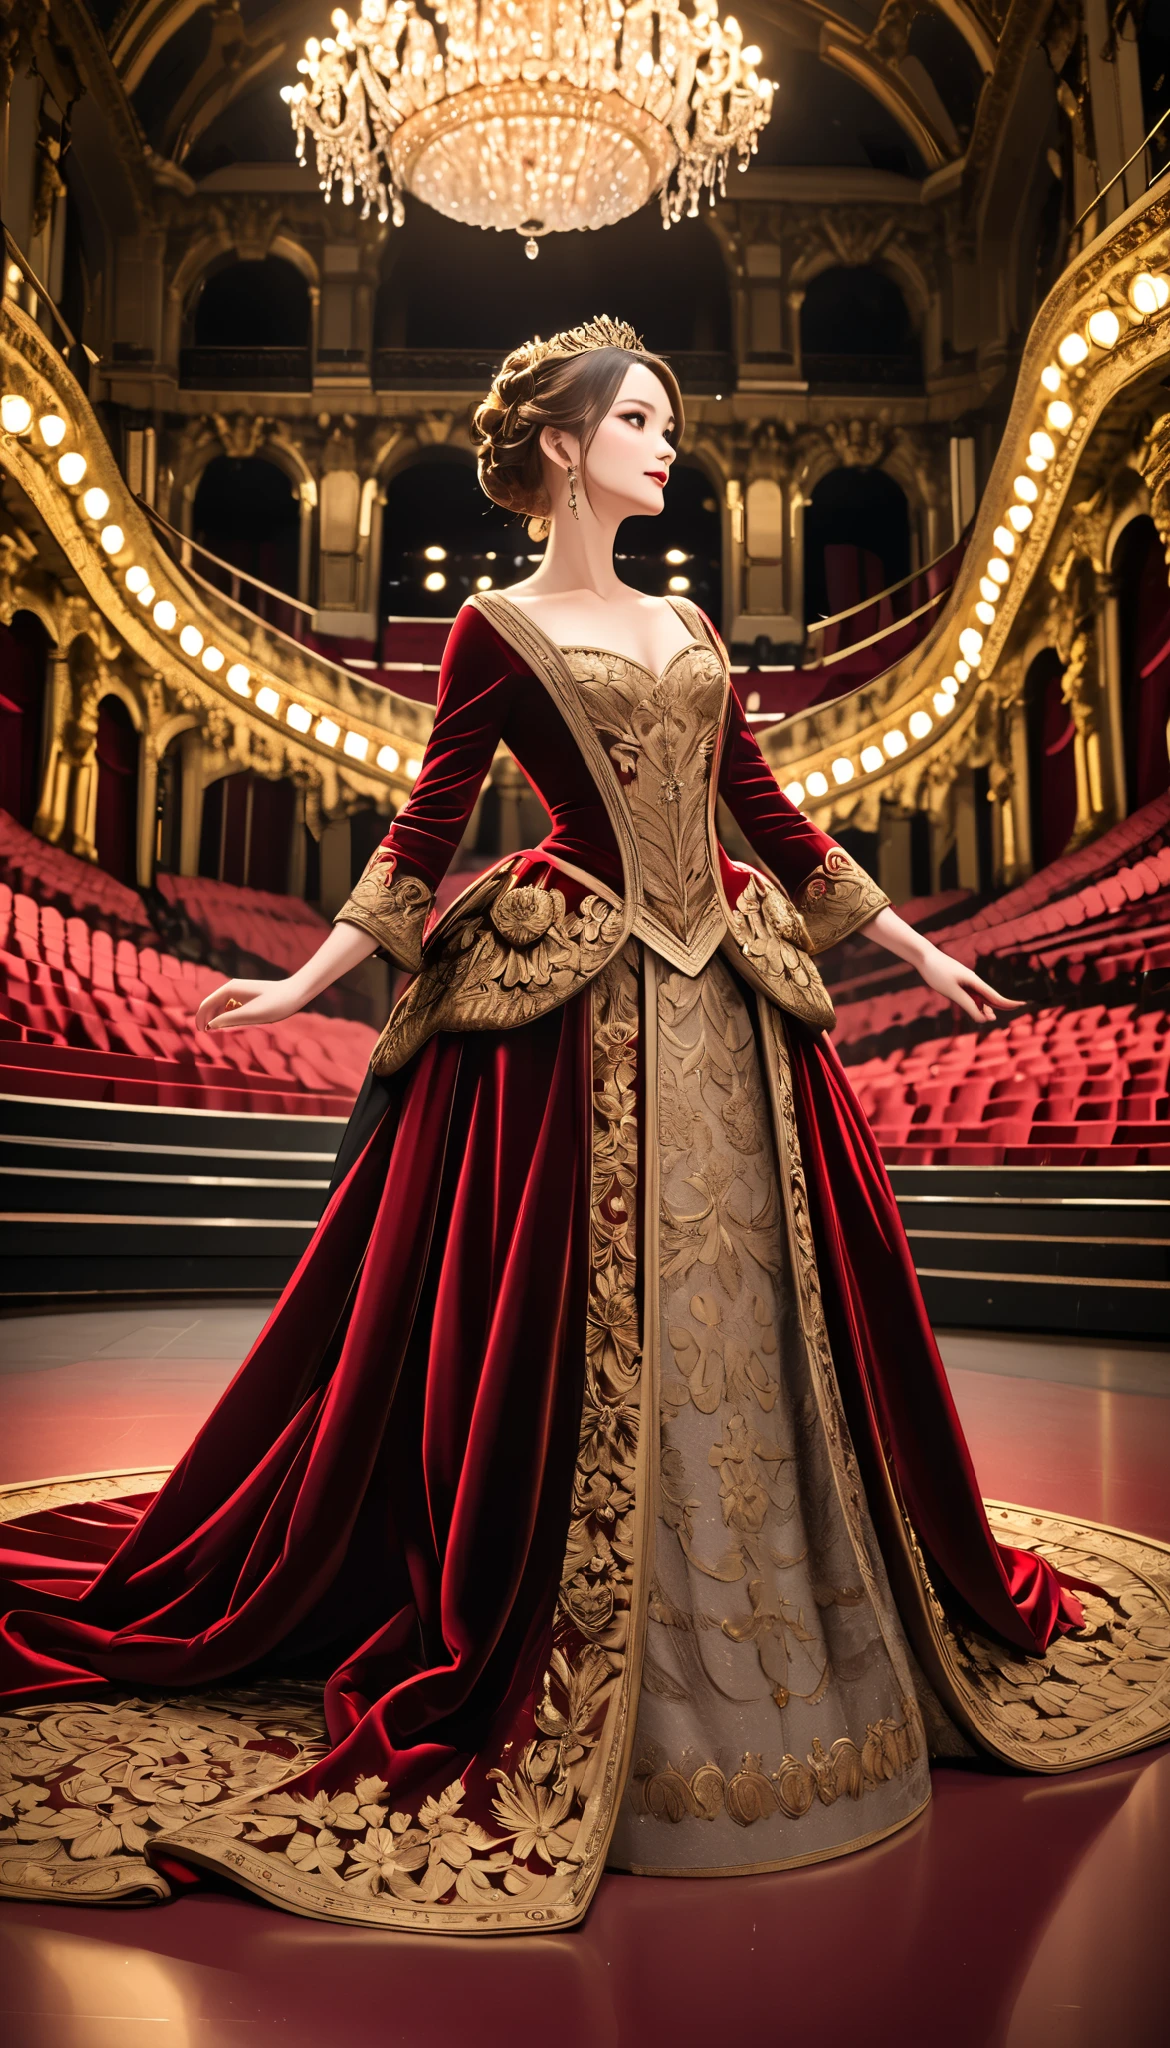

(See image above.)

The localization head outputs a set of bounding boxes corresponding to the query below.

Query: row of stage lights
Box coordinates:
[780,269,1170,807]
[415,544,693,596]
[0,394,420,782]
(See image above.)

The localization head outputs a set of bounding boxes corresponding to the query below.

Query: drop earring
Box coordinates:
[567,464,579,521]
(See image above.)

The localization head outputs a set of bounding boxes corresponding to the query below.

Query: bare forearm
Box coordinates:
[287,920,379,1003]
[859,904,933,970]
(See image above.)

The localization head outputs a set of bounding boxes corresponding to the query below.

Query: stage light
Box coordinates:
[958,628,983,663]
[256,686,280,715]
[125,565,148,592]
[227,663,251,694]
[1007,504,1033,532]
[954,660,970,682]
[1058,332,1088,366]
[1130,272,1170,315]
[980,578,999,603]
[406,757,422,779]
[806,770,828,796]
[376,744,400,771]
[1,393,32,433]
[1040,365,1062,393]
[860,746,883,774]
[668,574,690,592]
[153,599,176,630]
[136,583,155,607]
[1014,475,1038,502]
[344,731,369,760]
[100,525,124,555]
[987,558,1010,583]
[1087,307,1120,349]
[57,451,86,485]
[315,718,340,746]
[784,780,805,804]
[423,571,446,592]
[38,412,67,445]
[423,545,447,561]
[202,647,225,671]
[179,625,203,656]
[1046,400,1073,432]
[939,675,958,695]
[286,703,312,732]
[909,709,932,739]
[993,526,1016,555]
[82,487,110,520]
[665,548,689,564]
[831,757,853,784]
[975,600,996,625]
[933,691,955,717]
[1029,432,1056,462]
[883,729,907,757]
[475,575,492,589]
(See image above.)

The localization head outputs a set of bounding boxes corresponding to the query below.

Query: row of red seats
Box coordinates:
[155,872,332,980]
[0,884,375,1115]
[0,808,151,935]
[846,1002,1170,1162]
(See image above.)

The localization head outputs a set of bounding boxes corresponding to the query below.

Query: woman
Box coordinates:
[0,318,1161,1933]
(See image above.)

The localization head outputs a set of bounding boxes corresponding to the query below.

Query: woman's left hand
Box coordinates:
[917,946,1024,1025]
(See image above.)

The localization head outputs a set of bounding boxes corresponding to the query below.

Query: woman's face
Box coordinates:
[549,361,677,525]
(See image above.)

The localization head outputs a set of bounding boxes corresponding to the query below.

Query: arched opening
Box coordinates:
[803,466,911,624]
[381,455,520,620]
[193,455,301,602]
[0,611,50,827]
[1025,649,1077,868]
[375,200,730,355]
[94,694,140,886]
[800,267,921,390]
[1115,515,1170,815]
[182,256,311,389]
[617,462,722,620]
[199,770,296,892]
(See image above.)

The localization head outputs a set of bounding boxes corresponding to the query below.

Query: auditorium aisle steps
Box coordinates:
[0,1091,344,1297]
[2,1091,1166,1334]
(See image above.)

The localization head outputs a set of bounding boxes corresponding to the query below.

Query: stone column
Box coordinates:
[137,730,158,890]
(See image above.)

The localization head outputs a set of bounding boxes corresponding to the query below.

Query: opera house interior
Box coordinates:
[0,0,1168,2041]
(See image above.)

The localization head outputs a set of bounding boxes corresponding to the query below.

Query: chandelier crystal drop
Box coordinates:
[284,1,775,247]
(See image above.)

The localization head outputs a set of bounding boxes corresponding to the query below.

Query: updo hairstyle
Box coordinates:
[472,317,684,540]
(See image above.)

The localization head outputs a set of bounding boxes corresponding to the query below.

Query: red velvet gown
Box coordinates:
[0,592,1144,1935]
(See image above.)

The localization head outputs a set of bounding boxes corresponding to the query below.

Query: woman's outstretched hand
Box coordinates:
[196,978,306,1033]
[916,947,1023,1026]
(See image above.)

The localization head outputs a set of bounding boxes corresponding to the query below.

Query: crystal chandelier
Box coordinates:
[284,1,774,255]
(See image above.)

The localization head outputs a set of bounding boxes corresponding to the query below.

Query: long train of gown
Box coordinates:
[1,942,1169,1930]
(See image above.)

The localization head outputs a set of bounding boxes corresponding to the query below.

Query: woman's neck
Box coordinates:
[518,508,626,601]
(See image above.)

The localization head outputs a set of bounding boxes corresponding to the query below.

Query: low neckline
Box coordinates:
[485,589,706,688]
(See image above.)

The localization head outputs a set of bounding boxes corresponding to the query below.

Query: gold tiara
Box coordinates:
[507,314,645,374]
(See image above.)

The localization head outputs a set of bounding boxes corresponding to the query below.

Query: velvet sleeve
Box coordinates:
[333,605,518,970]
[718,688,889,953]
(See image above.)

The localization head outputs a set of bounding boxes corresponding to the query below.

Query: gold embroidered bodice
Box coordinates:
[562,639,728,975]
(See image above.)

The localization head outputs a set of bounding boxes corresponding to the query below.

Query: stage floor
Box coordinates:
[1,1305,1167,2048]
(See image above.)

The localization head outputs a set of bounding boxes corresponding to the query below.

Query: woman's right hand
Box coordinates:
[195,977,307,1033]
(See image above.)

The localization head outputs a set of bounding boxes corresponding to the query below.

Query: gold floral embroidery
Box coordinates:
[792,846,888,955]
[721,873,836,1032]
[0,1685,327,1905]
[627,1701,922,1826]
[564,646,728,975]
[335,849,433,972]
[369,868,626,1078]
